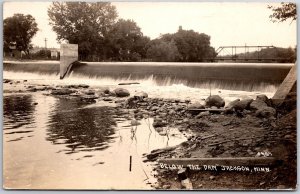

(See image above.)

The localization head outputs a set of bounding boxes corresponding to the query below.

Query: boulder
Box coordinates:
[78,84,89,88]
[113,88,130,97]
[205,95,225,108]
[188,102,205,109]
[80,95,98,102]
[3,79,12,83]
[27,87,38,92]
[150,106,160,111]
[225,99,240,109]
[250,99,268,111]
[229,99,253,111]
[103,97,113,101]
[255,107,276,118]
[256,94,272,106]
[125,96,136,107]
[168,110,176,115]
[103,88,110,94]
[153,118,167,128]
[175,105,183,111]
[51,88,76,95]
[84,89,95,95]
[195,111,210,118]
[153,121,167,128]
[96,87,110,95]
[134,91,148,100]
[64,84,79,89]
[256,94,268,102]
[109,91,117,97]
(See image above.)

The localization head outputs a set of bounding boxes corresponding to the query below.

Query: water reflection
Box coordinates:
[46,98,117,154]
[3,95,36,140]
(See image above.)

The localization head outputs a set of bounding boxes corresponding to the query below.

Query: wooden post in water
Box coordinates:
[60,44,78,79]
[129,155,132,172]
[272,63,297,105]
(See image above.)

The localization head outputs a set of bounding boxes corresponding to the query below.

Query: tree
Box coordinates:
[268,3,297,23]
[48,2,118,60]
[4,14,38,55]
[108,19,150,61]
[33,49,51,59]
[227,47,296,63]
[161,27,217,62]
[146,39,181,62]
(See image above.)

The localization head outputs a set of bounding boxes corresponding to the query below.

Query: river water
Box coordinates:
[2,62,291,189]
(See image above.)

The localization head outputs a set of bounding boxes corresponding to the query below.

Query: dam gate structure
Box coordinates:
[272,63,297,105]
[60,44,78,79]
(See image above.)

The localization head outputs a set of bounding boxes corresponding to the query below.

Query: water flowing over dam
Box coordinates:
[3,61,293,92]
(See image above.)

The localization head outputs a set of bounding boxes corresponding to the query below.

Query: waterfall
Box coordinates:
[3,61,292,92]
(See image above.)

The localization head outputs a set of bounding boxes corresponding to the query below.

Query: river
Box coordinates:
[2,62,291,189]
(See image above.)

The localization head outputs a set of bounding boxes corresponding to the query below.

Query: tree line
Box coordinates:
[47,2,216,62]
[221,47,296,63]
[4,2,296,62]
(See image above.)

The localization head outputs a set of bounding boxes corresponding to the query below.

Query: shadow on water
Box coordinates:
[3,95,36,141]
[46,98,117,154]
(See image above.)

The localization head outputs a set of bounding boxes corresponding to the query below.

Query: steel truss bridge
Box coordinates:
[209,45,292,62]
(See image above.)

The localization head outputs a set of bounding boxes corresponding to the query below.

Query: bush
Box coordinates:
[32,49,51,59]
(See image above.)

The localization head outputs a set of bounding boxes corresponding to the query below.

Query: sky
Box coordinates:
[3,2,297,50]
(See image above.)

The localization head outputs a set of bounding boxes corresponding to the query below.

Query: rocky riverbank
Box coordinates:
[3,79,297,190]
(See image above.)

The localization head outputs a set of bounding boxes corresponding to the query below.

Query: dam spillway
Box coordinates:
[3,61,293,92]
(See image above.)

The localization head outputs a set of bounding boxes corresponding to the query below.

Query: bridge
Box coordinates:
[212,45,292,63]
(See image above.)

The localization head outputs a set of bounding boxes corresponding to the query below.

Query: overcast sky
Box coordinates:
[3,2,297,50]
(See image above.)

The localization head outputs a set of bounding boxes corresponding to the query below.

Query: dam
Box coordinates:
[3,61,293,92]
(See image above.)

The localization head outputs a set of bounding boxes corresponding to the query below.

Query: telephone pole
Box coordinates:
[44,38,47,49]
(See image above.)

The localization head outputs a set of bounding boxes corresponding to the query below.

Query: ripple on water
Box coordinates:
[3,94,36,142]
[46,97,118,154]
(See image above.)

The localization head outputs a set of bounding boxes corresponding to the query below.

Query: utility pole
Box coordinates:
[44,38,47,49]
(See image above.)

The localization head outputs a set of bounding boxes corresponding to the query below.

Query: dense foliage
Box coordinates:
[146,39,181,62]
[48,3,216,62]
[226,47,296,63]
[4,14,38,55]
[108,19,150,61]
[147,27,217,62]
[48,2,150,61]
[48,2,117,60]
[32,49,52,59]
[268,3,297,22]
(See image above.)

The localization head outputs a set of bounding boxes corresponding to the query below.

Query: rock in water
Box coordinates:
[195,111,210,118]
[113,88,130,97]
[237,99,253,110]
[80,95,98,103]
[84,89,95,95]
[256,94,272,106]
[131,119,141,126]
[225,99,240,112]
[153,118,167,128]
[134,91,148,100]
[226,99,253,112]
[255,107,276,118]
[51,88,76,95]
[250,99,268,111]
[78,84,89,88]
[188,102,205,109]
[205,95,225,108]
